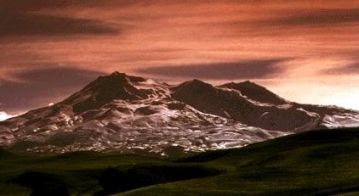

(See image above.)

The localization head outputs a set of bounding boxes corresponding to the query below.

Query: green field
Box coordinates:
[1,128,358,195]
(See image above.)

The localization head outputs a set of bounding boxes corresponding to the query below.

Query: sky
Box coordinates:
[0,0,359,118]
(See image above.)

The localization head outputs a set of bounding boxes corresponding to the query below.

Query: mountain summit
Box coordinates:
[220,81,287,105]
[64,72,150,113]
[1,72,359,156]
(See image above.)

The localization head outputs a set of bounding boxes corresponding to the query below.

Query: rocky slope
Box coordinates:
[1,72,358,156]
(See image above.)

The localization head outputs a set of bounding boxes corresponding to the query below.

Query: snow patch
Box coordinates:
[0,111,14,121]
[322,114,359,128]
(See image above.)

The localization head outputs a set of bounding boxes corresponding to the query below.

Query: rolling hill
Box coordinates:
[0,127,358,195]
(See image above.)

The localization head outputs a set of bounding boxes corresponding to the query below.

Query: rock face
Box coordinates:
[1,72,359,156]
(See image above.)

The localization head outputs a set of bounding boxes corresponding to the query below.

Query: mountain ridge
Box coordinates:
[1,72,359,155]
[220,80,287,105]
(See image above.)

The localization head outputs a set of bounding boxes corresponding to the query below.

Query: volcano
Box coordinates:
[1,72,359,156]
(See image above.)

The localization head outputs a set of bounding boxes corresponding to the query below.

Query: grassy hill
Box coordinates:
[0,128,358,195]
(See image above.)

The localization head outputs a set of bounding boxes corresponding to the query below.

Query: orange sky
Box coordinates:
[0,0,359,114]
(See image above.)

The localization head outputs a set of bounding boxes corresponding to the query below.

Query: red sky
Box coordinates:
[0,0,359,116]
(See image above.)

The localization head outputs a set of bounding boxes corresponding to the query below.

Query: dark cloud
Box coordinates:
[0,67,104,113]
[0,12,118,37]
[0,0,148,11]
[261,8,359,27]
[136,59,287,80]
[324,62,359,75]
[0,0,123,38]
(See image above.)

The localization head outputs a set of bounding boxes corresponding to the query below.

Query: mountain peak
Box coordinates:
[224,80,260,89]
[64,72,149,113]
[110,71,124,76]
[172,79,214,92]
[98,72,146,84]
[171,79,247,118]
[94,72,130,87]
[240,80,256,85]
[220,81,286,105]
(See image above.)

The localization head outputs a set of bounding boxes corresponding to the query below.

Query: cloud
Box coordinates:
[136,59,287,80]
[260,8,359,27]
[0,0,139,10]
[0,12,118,37]
[0,67,104,113]
[0,0,124,38]
[324,62,359,75]
[0,111,14,121]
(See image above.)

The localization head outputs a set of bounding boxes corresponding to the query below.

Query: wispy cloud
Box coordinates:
[0,66,104,113]
[0,0,139,10]
[136,59,288,80]
[0,12,118,37]
[0,0,358,111]
[258,8,359,27]
[0,0,124,38]
[324,62,359,75]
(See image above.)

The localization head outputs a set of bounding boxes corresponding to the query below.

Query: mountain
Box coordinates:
[1,72,359,155]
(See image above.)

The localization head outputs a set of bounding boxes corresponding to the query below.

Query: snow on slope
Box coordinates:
[322,114,359,128]
[0,72,358,156]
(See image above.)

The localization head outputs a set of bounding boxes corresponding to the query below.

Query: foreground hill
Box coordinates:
[0,127,358,195]
[1,72,359,155]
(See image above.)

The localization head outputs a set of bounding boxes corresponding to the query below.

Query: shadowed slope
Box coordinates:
[172,79,318,131]
[171,79,253,118]
[220,81,287,105]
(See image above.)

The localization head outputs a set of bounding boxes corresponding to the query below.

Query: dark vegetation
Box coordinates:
[14,172,70,196]
[95,165,220,195]
[0,128,358,195]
